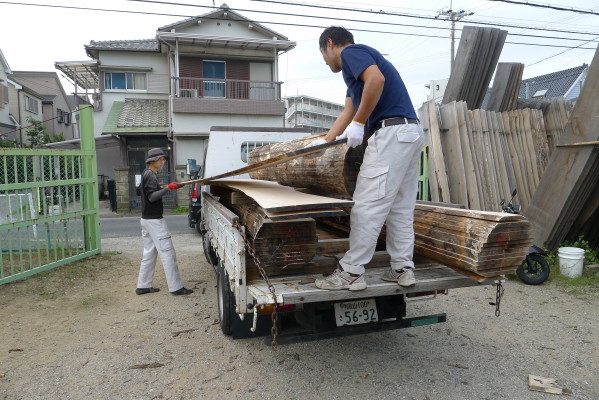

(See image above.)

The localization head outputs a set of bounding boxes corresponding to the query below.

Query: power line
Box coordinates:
[0,0,596,50]
[250,0,599,36]
[488,0,599,16]
[125,0,597,43]
[527,35,599,67]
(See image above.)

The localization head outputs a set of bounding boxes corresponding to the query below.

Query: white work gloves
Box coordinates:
[338,121,365,148]
[303,138,328,159]
[304,138,328,149]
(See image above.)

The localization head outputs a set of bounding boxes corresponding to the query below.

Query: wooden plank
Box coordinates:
[426,100,451,202]
[266,208,347,221]
[418,102,440,202]
[210,179,354,213]
[525,45,599,248]
[455,101,481,209]
[439,102,469,206]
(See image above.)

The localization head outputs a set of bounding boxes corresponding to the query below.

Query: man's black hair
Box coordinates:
[319,26,355,50]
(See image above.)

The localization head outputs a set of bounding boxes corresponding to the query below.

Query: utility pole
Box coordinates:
[437,1,473,73]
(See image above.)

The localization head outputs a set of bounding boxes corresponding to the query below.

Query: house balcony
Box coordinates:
[171,77,285,116]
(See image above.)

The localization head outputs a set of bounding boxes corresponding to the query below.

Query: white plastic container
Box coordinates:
[558,247,585,278]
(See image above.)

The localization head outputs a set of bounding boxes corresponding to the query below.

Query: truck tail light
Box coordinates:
[191,184,199,202]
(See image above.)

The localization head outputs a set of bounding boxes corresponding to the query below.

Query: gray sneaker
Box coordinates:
[382,268,416,287]
[315,268,367,291]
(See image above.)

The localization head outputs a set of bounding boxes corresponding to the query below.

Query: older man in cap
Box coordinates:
[136,148,193,296]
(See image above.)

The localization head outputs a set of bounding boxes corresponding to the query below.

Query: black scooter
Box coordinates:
[501,189,550,285]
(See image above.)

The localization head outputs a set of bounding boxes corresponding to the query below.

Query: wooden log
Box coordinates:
[219,193,319,268]
[248,133,364,198]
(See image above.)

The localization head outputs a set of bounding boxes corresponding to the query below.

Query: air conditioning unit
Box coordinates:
[180,89,198,98]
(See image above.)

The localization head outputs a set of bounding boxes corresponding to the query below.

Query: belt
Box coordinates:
[375,117,419,131]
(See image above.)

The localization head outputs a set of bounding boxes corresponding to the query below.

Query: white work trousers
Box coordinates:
[137,218,183,292]
[339,123,424,275]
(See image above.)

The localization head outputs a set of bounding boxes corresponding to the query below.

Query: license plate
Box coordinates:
[334,298,379,327]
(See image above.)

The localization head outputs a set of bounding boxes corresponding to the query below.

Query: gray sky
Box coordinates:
[1,0,597,107]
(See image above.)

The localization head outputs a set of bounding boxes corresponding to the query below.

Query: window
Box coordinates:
[64,112,71,126]
[104,72,146,90]
[203,61,225,97]
[240,141,279,163]
[533,89,548,98]
[2,85,8,104]
[57,109,64,123]
[25,95,39,113]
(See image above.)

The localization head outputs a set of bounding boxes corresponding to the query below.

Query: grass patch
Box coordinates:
[80,293,107,307]
[169,206,189,214]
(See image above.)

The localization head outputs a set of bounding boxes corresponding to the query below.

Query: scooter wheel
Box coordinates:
[517,254,550,285]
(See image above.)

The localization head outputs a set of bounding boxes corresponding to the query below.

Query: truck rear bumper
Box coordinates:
[247,264,497,306]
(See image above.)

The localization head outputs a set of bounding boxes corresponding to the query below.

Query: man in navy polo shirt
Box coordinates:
[310,26,424,291]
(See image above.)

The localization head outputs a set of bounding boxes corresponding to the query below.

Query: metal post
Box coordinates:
[79,105,101,252]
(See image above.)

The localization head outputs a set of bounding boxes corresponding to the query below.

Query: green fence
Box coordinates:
[0,106,100,284]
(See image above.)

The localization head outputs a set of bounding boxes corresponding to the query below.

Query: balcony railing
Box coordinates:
[173,77,282,101]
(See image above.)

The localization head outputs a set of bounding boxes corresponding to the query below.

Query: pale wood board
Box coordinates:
[210,179,354,213]
[427,100,451,202]
[456,101,481,209]
[525,45,599,248]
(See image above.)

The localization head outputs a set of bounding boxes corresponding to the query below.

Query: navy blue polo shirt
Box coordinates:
[341,44,417,132]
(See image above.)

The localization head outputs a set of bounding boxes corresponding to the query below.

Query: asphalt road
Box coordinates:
[99,214,192,238]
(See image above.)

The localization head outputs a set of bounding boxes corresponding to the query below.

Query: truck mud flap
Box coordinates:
[266,313,447,346]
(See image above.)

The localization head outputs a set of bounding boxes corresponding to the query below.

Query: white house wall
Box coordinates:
[250,62,272,81]
[174,136,206,167]
[176,18,275,40]
[0,65,11,131]
[172,113,283,134]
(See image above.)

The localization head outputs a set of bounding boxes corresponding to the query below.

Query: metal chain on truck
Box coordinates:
[234,222,281,350]
[493,282,504,317]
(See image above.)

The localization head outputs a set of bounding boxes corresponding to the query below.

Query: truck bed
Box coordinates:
[247,263,494,305]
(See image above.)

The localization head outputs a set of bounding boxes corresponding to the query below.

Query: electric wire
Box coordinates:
[0,1,596,50]
[488,0,599,16]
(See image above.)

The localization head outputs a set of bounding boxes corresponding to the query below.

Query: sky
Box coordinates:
[1,0,597,107]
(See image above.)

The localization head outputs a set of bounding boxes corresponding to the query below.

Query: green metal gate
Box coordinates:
[0,106,100,284]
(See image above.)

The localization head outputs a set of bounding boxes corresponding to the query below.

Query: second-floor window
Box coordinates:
[25,95,39,113]
[203,61,225,98]
[104,72,146,90]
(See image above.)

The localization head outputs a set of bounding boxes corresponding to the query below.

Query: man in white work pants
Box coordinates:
[340,122,423,276]
[137,218,183,293]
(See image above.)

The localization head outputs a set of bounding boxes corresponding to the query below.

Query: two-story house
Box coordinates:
[6,78,44,145]
[57,4,295,210]
[10,71,77,141]
[0,49,16,141]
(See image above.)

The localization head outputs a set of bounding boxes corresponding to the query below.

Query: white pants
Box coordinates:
[137,218,183,292]
[339,123,424,275]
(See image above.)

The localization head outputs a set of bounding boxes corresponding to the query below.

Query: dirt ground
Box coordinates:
[1,230,598,400]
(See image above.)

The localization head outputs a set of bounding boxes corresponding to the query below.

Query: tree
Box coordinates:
[25,116,47,148]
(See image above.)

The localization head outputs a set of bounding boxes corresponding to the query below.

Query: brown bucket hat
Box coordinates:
[145,148,167,163]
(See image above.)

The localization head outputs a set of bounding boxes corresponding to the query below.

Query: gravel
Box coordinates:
[0,229,597,400]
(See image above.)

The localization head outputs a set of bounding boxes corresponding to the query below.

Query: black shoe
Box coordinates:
[171,287,193,295]
[136,287,160,295]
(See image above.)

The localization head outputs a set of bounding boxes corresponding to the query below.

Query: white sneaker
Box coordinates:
[381,268,416,287]
[315,268,367,291]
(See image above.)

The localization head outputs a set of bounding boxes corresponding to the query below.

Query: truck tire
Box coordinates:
[203,234,218,268]
[217,266,234,335]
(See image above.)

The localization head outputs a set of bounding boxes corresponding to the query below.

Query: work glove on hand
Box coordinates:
[167,182,182,190]
[303,138,328,159]
[338,121,365,148]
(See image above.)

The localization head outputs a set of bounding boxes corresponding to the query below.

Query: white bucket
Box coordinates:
[558,247,585,278]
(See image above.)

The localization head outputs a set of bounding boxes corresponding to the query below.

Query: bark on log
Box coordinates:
[213,186,318,269]
[248,134,364,198]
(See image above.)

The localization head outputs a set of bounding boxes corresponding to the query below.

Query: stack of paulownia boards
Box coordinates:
[486,63,525,112]
[204,134,534,281]
[442,26,507,110]
[419,100,552,213]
